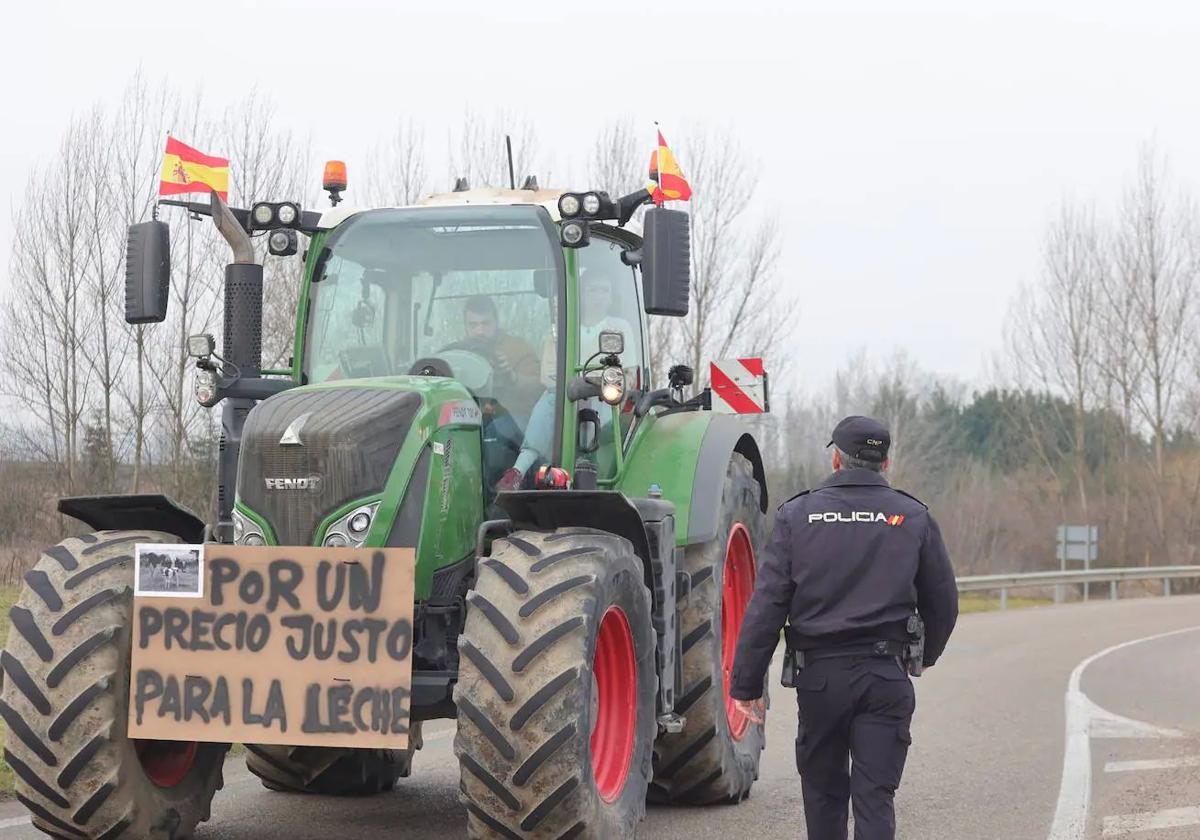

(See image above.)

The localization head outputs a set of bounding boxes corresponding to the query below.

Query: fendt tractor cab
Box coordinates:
[1,160,772,839]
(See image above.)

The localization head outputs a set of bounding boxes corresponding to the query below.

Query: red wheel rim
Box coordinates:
[721,523,757,740]
[135,739,198,788]
[591,605,636,803]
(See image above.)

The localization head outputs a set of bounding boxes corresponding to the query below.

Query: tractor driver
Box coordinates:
[460,295,542,411]
[496,266,633,491]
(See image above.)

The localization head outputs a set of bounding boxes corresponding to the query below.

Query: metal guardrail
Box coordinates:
[956,566,1200,609]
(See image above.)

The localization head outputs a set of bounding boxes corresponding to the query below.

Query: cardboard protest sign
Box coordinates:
[128,544,415,750]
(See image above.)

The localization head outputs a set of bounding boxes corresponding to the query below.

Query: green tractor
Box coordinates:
[1,166,771,838]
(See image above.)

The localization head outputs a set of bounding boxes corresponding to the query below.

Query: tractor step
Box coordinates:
[657,713,687,734]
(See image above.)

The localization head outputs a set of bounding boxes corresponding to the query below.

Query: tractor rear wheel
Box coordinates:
[0,531,228,839]
[245,725,421,795]
[454,528,657,839]
[649,453,768,804]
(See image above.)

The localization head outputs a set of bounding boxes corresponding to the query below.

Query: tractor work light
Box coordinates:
[251,203,275,228]
[268,229,298,257]
[324,533,349,548]
[561,220,589,248]
[598,330,624,355]
[275,202,299,226]
[582,192,602,216]
[558,193,582,218]
[187,333,215,359]
[600,366,625,405]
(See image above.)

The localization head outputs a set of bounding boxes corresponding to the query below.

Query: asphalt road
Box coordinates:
[1,595,1197,840]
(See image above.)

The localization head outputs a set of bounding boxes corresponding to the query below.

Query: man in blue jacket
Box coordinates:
[729,415,958,840]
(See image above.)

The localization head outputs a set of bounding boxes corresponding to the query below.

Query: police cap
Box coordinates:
[827,415,891,462]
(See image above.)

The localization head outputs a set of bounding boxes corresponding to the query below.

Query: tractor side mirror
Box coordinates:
[641,207,690,317]
[125,220,171,324]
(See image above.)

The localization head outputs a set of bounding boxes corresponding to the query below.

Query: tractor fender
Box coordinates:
[495,490,653,570]
[58,494,207,543]
[688,414,769,544]
[618,410,769,546]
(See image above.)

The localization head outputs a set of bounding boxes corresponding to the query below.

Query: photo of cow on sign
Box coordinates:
[136,544,204,598]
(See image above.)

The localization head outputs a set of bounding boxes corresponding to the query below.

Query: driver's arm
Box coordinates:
[496,334,541,398]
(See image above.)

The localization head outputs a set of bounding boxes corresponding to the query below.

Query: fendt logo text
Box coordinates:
[264,476,323,492]
[808,512,905,526]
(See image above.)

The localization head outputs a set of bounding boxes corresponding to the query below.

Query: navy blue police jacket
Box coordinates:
[729,467,958,701]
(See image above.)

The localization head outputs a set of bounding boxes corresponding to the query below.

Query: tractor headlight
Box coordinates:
[558,193,581,218]
[561,220,589,248]
[348,508,373,537]
[194,369,217,406]
[276,202,299,226]
[600,366,625,405]
[323,502,381,548]
[232,508,267,545]
[582,192,601,216]
[251,203,275,227]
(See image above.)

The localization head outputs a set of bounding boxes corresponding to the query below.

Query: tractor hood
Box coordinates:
[235,376,478,547]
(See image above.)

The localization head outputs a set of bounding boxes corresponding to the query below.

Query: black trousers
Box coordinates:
[793,655,914,840]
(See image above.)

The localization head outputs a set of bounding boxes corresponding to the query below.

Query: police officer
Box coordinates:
[729,415,958,840]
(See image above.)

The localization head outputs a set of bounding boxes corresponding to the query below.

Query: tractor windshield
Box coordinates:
[304,205,562,427]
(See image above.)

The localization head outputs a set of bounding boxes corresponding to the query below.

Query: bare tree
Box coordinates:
[363,118,428,206]
[1113,147,1197,562]
[448,109,539,189]
[1004,200,1103,524]
[1096,223,1146,564]
[109,73,176,490]
[588,119,645,199]
[656,127,793,382]
[2,119,101,491]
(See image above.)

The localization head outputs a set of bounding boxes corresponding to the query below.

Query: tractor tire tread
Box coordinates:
[455,529,656,839]
[649,454,768,805]
[1,532,227,839]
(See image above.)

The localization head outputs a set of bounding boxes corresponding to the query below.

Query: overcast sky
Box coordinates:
[5,0,1200,396]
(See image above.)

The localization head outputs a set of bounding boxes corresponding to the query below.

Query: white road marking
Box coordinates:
[1104,755,1200,773]
[1102,806,1200,837]
[1046,625,1200,840]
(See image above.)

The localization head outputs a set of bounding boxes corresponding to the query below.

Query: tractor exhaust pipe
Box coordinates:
[211,192,263,541]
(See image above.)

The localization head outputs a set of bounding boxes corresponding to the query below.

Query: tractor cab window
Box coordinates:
[304,206,563,486]
[576,235,648,478]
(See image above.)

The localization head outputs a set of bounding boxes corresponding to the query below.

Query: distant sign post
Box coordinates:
[1056,525,1098,603]
[129,545,415,750]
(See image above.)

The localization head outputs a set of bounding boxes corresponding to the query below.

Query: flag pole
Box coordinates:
[153,130,170,221]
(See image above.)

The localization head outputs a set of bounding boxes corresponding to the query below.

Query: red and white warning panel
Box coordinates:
[710,358,768,414]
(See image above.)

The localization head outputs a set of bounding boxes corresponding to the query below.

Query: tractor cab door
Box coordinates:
[575,234,649,482]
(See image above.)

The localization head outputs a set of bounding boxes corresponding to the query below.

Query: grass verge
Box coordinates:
[959,593,1053,613]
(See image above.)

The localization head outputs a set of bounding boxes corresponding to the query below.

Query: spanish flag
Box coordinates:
[647,129,692,204]
[159,137,230,201]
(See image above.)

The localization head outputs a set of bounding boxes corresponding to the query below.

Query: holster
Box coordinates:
[905,613,926,677]
[780,646,800,688]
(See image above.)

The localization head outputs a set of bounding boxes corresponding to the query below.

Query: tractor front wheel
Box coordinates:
[454,528,657,839]
[0,531,227,839]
